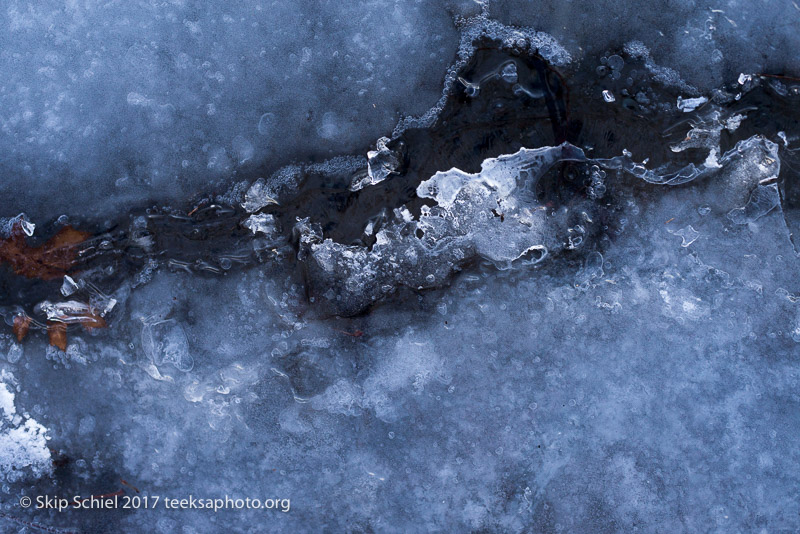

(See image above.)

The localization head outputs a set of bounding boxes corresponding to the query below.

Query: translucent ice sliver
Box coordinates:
[417,143,586,208]
[2,213,36,238]
[600,132,776,187]
[61,275,79,297]
[242,178,279,212]
[38,300,109,324]
[728,183,781,224]
[672,225,701,247]
[243,213,278,236]
[141,318,194,373]
[19,218,35,237]
[415,144,592,266]
[350,137,401,191]
[677,96,708,112]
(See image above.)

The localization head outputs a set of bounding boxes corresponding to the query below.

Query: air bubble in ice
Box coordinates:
[500,62,518,83]
[588,166,607,199]
[151,104,175,129]
[792,328,800,343]
[6,344,23,364]
[126,92,150,106]
[78,416,95,435]
[258,112,276,136]
[607,54,624,71]
[577,251,604,285]
[207,147,231,172]
[791,313,800,342]
[567,225,586,249]
[231,136,254,165]
[602,90,615,103]
[141,318,194,373]
[317,112,340,140]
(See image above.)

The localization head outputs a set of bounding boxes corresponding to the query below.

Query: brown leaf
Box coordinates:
[0,222,91,280]
[47,322,67,351]
[12,315,31,342]
[79,313,107,331]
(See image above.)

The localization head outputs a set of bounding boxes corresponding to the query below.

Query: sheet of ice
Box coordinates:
[491,0,800,91]
[9,148,798,530]
[0,0,460,221]
[2,3,800,533]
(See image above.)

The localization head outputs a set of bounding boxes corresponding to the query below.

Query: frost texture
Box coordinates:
[0,373,51,483]
[2,3,800,533]
[0,0,461,222]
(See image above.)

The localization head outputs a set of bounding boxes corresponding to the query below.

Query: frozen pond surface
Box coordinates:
[1,2,800,532]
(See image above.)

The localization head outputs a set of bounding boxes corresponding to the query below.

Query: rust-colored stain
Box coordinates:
[0,222,90,280]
